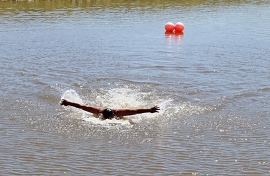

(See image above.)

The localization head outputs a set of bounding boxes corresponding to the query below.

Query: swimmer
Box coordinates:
[60,99,160,120]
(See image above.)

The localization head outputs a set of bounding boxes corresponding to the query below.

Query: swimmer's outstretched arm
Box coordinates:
[60,99,102,114]
[114,106,160,117]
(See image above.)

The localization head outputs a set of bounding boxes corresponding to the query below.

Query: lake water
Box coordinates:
[1,0,270,175]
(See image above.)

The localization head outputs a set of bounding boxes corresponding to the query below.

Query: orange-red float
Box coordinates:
[175,22,184,33]
[165,22,175,32]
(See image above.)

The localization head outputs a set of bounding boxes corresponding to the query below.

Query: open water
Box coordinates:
[1,0,270,175]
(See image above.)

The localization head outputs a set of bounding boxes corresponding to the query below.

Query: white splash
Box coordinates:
[60,88,172,127]
[61,89,84,104]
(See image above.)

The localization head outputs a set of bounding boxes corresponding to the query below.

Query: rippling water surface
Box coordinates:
[1,0,270,175]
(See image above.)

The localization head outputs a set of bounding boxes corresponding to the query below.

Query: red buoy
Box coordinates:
[175,22,184,33]
[165,22,175,32]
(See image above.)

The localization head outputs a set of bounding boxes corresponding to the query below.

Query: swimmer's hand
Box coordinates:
[150,106,160,113]
[60,99,69,106]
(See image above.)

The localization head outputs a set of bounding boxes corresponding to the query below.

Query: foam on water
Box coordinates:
[59,87,214,128]
[60,88,173,127]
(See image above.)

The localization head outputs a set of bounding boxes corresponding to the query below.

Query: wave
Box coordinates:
[60,88,173,127]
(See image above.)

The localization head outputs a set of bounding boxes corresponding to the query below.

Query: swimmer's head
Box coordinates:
[102,108,113,119]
